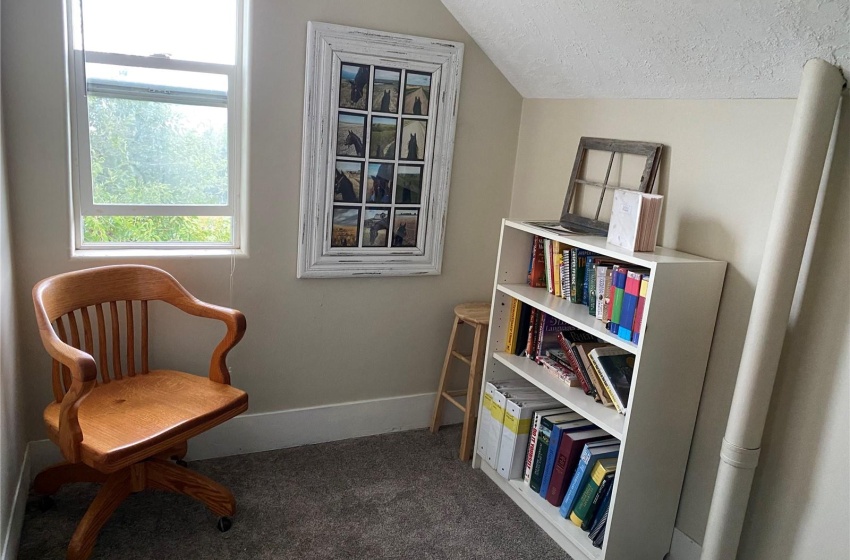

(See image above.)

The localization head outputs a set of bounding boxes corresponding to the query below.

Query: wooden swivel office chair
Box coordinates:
[31,265,249,560]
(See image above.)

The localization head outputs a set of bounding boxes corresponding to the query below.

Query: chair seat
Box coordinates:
[44,370,248,473]
[454,302,490,326]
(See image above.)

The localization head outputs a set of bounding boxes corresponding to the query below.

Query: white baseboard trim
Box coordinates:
[28,391,464,474]
[669,528,702,560]
[187,390,464,461]
[1,446,31,560]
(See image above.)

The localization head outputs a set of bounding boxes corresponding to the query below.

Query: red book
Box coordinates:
[545,428,611,506]
[631,275,650,344]
[525,308,540,357]
[528,236,546,287]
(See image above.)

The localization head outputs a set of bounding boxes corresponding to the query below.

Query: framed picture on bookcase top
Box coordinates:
[297,22,464,278]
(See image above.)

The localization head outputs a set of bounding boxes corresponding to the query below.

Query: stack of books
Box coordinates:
[525,235,651,344]
[606,190,663,252]
[503,300,636,415]
[479,385,621,550]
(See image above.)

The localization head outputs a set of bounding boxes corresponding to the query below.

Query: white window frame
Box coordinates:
[65,0,250,253]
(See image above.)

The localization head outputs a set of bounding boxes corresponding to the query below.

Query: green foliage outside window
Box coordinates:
[82,95,232,244]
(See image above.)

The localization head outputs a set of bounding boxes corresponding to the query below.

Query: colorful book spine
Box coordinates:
[602,266,614,323]
[594,265,608,320]
[552,242,563,298]
[524,307,539,358]
[609,267,627,335]
[586,258,597,316]
[569,458,617,526]
[631,275,649,344]
[561,249,571,299]
[529,412,579,492]
[545,428,610,507]
[529,236,546,287]
[543,238,552,294]
[617,270,642,341]
[559,441,621,518]
[504,298,521,353]
[523,408,569,484]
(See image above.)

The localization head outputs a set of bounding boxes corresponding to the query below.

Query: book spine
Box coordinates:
[569,461,609,526]
[589,353,622,412]
[587,258,597,316]
[562,249,571,299]
[632,276,649,344]
[617,270,642,341]
[543,238,552,293]
[524,307,539,358]
[595,265,607,320]
[529,421,553,492]
[538,424,564,498]
[569,248,578,303]
[609,268,627,335]
[523,412,544,485]
[514,303,531,356]
[562,340,593,396]
[559,445,593,517]
[484,391,509,468]
[576,249,590,305]
[545,434,576,506]
[582,473,615,530]
[588,485,612,535]
[504,298,521,353]
[530,236,546,287]
[602,266,614,323]
[552,242,561,297]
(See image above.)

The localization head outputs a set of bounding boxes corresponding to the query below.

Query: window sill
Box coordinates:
[72,248,248,259]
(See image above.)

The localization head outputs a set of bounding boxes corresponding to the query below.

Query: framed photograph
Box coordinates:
[298,22,464,278]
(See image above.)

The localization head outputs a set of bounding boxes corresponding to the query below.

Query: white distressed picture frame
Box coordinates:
[297,22,464,278]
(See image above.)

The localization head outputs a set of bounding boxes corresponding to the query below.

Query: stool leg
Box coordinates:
[430,317,461,433]
[459,323,488,461]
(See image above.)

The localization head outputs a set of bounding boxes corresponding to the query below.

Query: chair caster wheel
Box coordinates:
[37,496,55,512]
[217,517,232,532]
[175,459,188,468]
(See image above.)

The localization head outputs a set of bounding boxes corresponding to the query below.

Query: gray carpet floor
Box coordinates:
[18,426,570,559]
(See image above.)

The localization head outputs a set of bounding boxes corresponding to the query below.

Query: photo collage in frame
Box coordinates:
[331,63,432,249]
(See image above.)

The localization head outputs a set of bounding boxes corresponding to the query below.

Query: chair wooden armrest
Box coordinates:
[169,296,247,385]
[36,324,98,463]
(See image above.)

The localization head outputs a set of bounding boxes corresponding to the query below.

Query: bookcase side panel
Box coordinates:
[473,222,535,468]
[604,260,726,560]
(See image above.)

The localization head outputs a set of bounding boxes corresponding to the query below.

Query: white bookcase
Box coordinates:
[473,220,726,560]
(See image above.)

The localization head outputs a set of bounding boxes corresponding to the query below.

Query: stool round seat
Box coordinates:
[454,302,490,326]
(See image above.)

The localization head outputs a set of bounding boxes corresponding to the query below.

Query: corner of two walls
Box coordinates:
[1,0,524,472]
[507,96,850,559]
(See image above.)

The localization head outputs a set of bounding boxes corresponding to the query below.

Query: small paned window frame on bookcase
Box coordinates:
[297,22,464,278]
[559,137,663,236]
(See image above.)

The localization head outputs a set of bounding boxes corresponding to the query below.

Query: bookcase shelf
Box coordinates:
[473,220,726,560]
[493,352,625,439]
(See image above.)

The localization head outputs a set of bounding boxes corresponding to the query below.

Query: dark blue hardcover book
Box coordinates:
[538,418,593,498]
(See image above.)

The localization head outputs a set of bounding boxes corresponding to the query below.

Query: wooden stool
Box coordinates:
[430,302,491,461]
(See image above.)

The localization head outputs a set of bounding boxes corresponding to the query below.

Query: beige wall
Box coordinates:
[511,98,850,558]
[1,0,522,442]
[0,1,26,552]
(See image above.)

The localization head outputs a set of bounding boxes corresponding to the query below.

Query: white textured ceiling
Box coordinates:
[440,0,849,98]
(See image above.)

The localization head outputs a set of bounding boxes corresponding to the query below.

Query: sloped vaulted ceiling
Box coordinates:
[440,0,849,98]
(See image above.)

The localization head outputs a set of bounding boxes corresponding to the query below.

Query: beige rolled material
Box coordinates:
[700,58,845,560]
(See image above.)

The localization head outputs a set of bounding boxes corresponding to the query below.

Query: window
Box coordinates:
[66,0,247,250]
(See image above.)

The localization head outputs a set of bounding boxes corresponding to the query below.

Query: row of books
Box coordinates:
[526,235,650,344]
[476,380,619,548]
[504,302,635,414]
